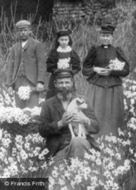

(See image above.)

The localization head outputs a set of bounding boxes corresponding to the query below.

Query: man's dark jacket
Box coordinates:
[39,94,99,158]
[6,37,46,87]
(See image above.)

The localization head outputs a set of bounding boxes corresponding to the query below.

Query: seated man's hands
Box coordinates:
[72,112,90,125]
[57,112,73,129]
[58,111,91,129]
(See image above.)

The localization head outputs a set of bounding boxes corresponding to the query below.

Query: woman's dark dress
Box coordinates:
[46,47,81,99]
[82,44,129,138]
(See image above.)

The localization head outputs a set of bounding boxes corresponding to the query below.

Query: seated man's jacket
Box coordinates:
[39,94,99,158]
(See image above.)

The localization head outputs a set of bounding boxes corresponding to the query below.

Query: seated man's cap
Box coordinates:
[54,69,74,80]
[16,20,31,29]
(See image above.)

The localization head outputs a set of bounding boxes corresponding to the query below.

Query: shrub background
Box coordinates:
[1,1,136,95]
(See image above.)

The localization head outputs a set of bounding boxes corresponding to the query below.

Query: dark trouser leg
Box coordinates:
[14,92,26,109]
[25,91,39,108]
[47,137,91,185]
[49,137,91,173]
[67,137,91,159]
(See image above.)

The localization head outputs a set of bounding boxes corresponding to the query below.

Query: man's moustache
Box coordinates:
[57,87,74,93]
[57,89,70,93]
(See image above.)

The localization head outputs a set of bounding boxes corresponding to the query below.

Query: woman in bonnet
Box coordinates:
[46,30,81,99]
[82,21,129,138]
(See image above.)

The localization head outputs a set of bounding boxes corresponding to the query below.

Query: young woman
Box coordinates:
[46,30,81,99]
[82,23,129,138]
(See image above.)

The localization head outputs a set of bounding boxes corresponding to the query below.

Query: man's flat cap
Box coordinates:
[54,69,74,79]
[16,20,31,29]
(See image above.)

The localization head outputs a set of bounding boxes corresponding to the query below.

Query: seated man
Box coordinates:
[38,69,99,175]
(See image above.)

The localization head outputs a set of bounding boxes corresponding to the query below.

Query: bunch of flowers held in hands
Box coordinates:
[17,86,32,100]
[93,58,125,75]
[57,58,71,69]
[108,58,125,71]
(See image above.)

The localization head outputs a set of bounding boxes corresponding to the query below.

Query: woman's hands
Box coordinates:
[93,67,111,76]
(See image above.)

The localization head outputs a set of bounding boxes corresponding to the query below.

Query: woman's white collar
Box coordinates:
[57,46,72,53]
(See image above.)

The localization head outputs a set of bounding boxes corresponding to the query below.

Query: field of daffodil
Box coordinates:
[0,78,136,190]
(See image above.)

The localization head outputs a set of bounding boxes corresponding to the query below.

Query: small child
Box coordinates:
[46,30,81,99]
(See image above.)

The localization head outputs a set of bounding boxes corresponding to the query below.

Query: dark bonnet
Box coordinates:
[57,30,72,38]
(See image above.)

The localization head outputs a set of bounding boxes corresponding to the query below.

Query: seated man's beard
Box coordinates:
[56,86,75,99]
[21,38,28,41]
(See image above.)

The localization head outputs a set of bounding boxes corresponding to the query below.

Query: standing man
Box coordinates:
[6,20,46,108]
[39,69,99,174]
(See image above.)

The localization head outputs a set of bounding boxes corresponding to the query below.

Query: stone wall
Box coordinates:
[52,0,128,28]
